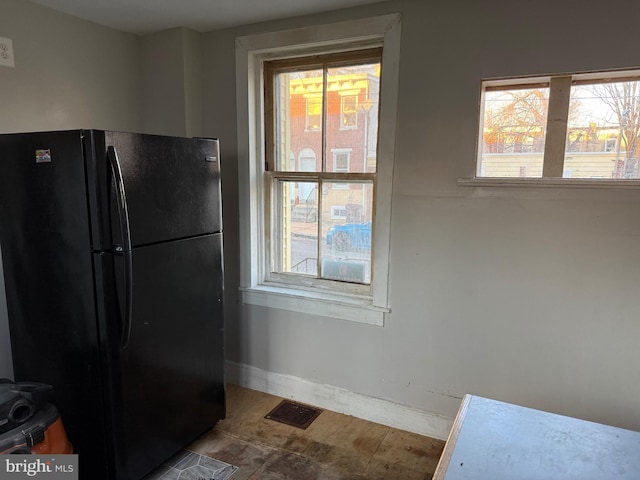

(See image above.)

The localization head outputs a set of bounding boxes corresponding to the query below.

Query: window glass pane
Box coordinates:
[479,87,549,177]
[274,180,318,276]
[320,181,373,285]
[275,69,323,172]
[566,81,640,179]
[326,63,380,173]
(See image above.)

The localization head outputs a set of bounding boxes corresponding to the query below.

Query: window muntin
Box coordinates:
[265,49,381,290]
[478,72,640,180]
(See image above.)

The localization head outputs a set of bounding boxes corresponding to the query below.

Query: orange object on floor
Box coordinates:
[31,417,74,454]
[0,403,73,454]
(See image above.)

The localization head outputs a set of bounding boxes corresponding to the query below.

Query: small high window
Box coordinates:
[478,71,640,179]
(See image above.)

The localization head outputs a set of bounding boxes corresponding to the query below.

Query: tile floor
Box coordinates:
[187,384,446,480]
[145,449,238,480]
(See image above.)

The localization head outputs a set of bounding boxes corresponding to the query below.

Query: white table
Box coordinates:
[433,394,640,480]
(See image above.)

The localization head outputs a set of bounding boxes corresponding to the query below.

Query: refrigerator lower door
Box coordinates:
[113,233,225,480]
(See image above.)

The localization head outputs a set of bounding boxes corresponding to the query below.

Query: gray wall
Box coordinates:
[140,28,204,137]
[204,0,640,431]
[0,0,141,134]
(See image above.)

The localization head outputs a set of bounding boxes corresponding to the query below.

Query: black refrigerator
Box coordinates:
[0,130,226,480]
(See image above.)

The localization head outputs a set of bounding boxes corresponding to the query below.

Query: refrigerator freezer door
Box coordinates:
[114,233,225,480]
[103,132,222,248]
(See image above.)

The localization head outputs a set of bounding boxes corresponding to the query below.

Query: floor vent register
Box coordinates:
[265,400,323,430]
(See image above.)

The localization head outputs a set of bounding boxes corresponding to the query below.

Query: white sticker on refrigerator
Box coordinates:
[36,149,52,163]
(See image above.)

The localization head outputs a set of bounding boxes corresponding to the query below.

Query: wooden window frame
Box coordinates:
[235,14,401,326]
[474,70,640,184]
[263,49,382,294]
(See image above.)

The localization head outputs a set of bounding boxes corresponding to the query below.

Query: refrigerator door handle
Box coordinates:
[107,146,133,350]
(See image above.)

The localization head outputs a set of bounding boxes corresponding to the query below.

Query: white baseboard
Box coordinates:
[225,361,454,441]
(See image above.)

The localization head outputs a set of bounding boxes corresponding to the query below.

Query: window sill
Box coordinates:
[239,284,389,326]
[458,177,640,189]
